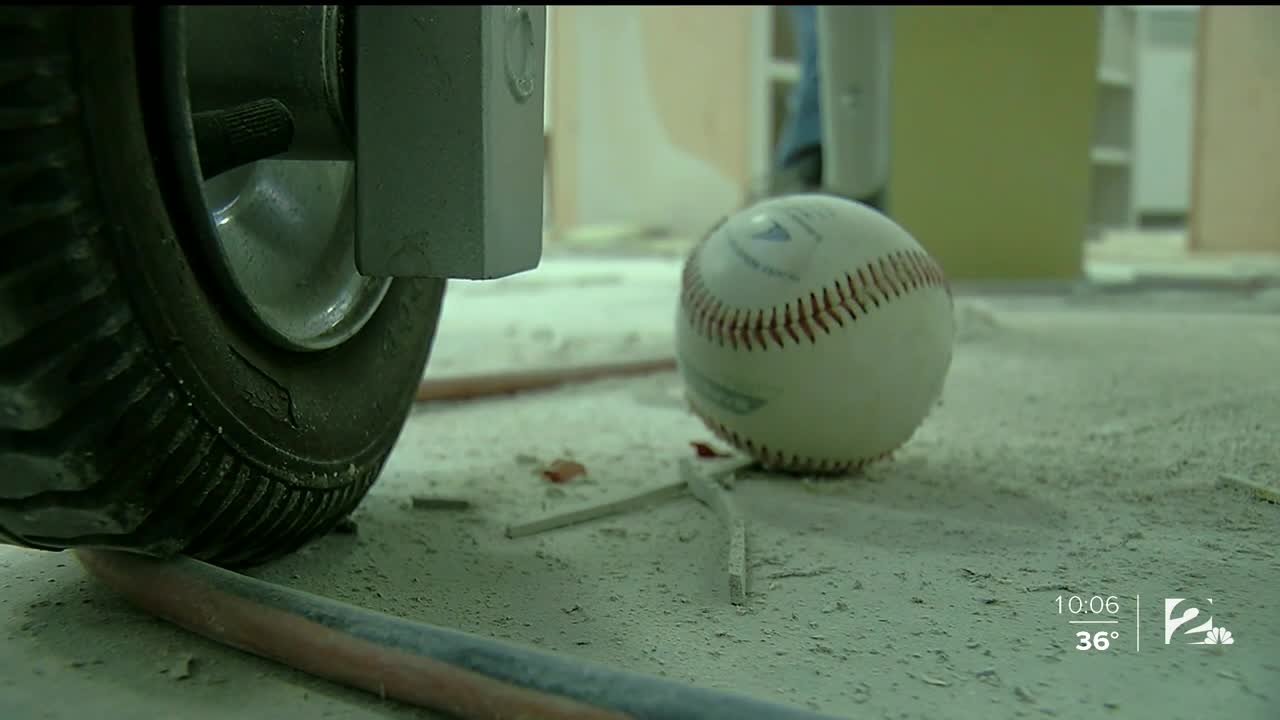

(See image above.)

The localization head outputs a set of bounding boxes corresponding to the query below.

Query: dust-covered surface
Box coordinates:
[2,255,1278,720]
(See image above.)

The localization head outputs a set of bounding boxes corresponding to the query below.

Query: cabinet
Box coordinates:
[1090,5,1200,237]
[1189,6,1280,254]
[1134,7,1199,221]
[1090,5,1139,236]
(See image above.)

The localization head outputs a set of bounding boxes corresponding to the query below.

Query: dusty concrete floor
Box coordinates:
[2,253,1278,720]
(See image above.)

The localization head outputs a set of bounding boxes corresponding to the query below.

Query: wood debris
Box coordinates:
[505,481,689,538]
[165,654,195,681]
[765,566,835,580]
[410,496,472,511]
[541,459,587,483]
[680,460,748,605]
[1218,473,1280,504]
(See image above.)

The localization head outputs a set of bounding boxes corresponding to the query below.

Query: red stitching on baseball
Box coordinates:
[687,396,898,475]
[681,246,950,352]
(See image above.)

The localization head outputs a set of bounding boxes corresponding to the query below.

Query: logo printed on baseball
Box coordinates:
[726,209,829,283]
[678,362,771,416]
[752,220,791,243]
[676,194,955,474]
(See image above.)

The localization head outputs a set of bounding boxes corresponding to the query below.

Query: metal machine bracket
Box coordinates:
[354,6,547,279]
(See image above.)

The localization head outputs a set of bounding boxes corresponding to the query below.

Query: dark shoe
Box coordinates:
[767,144,823,197]
[762,144,888,215]
[854,187,886,214]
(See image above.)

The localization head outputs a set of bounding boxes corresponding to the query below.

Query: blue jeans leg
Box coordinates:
[775,5,822,169]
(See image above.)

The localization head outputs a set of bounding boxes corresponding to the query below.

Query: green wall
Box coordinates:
[888,6,1100,281]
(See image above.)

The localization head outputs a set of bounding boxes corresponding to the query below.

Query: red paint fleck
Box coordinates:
[691,441,730,459]
[541,459,587,483]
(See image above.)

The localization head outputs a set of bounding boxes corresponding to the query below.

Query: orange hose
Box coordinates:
[416,358,677,403]
[75,550,630,720]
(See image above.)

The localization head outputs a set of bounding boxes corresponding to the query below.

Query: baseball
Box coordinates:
[675,193,955,475]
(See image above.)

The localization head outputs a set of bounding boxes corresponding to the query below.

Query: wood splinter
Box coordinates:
[680,460,748,606]
[504,481,690,539]
[505,460,752,607]
[1218,473,1280,504]
[410,496,473,511]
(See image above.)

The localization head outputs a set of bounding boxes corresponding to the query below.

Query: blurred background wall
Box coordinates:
[543,6,1280,282]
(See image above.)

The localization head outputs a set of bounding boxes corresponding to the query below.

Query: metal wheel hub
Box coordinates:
[159,5,547,353]
[200,161,387,352]
[173,6,385,352]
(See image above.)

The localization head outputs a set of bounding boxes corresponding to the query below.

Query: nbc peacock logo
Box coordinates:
[1164,598,1235,646]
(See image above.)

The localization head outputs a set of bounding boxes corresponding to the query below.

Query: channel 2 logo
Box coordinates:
[1164,598,1234,646]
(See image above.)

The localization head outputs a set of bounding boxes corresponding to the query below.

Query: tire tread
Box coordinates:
[0,6,379,566]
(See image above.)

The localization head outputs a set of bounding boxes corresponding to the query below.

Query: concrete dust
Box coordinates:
[2,256,1277,720]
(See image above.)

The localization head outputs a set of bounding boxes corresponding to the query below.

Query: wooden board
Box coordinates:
[1189,7,1280,254]
[888,7,1100,281]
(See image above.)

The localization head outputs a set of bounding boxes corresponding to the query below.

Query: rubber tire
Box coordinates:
[0,6,446,566]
